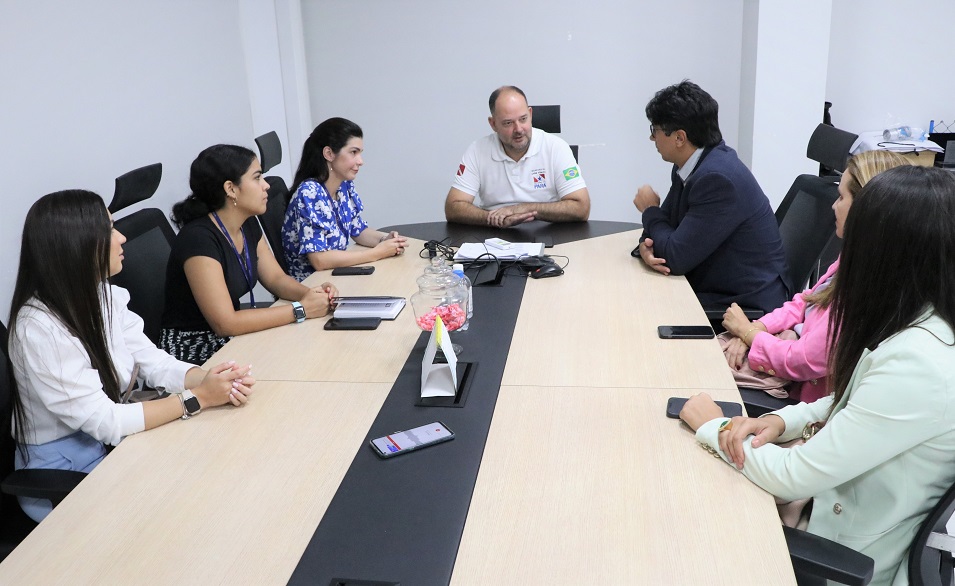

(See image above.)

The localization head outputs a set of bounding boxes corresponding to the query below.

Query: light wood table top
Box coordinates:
[502,231,737,391]
[451,385,795,585]
[205,238,431,383]
[0,381,390,585]
[0,228,794,584]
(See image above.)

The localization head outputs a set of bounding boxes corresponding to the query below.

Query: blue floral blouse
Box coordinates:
[282,179,369,281]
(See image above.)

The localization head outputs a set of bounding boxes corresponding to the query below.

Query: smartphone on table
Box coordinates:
[370,421,455,458]
[324,317,382,331]
[665,397,743,419]
[331,266,375,276]
[657,325,715,339]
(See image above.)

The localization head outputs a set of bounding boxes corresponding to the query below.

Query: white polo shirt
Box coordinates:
[451,129,585,210]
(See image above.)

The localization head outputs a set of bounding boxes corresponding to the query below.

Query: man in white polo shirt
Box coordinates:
[444,86,590,227]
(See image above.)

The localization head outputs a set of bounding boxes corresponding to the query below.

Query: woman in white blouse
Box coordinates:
[8,190,255,522]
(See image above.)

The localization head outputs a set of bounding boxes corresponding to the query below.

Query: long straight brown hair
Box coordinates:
[9,190,121,449]
[826,167,955,410]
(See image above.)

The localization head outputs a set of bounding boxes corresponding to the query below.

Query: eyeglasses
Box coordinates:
[649,124,673,137]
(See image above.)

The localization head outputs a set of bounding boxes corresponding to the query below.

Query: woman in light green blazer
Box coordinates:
[681,165,955,586]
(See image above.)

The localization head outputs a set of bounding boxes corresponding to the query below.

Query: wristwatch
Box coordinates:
[292,301,306,323]
[179,390,201,419]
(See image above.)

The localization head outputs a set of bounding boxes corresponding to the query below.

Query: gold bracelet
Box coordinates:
[742,327,758,347]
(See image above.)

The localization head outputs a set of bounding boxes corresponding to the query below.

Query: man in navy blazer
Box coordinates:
[633,81,790,314]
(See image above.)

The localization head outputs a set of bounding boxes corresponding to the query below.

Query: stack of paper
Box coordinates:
[454,242,544,261]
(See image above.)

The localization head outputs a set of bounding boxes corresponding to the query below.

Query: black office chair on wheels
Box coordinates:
[737,171,843,416]
[255,130,292,275]
[708,125,859,416]
[530,104,579,162]
[0,321,86,560]
[107,164,177,346]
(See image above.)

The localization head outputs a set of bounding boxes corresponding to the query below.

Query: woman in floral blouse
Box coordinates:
[282,117,408,281]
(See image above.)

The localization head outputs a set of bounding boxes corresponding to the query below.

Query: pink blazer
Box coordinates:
[748,259,839,403]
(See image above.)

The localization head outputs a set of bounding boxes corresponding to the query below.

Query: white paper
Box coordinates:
[851,131,945,155]
[454,242,545,261]
[420,318,458,398]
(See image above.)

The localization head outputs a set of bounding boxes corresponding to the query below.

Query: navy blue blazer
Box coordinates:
[640,141,790,313]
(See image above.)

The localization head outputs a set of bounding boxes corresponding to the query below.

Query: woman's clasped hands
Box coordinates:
[193,360,257,408]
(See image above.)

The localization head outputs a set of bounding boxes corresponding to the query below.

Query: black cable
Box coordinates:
[419,238,456,261]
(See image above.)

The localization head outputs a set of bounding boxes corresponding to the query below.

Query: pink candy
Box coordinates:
[416,304,467,331]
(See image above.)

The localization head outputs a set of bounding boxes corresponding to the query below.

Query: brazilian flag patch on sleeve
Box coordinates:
[563,166,580,180]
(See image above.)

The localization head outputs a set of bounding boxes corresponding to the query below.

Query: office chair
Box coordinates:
[806,123,859,176]
[712,128,854,416]
[111,209,177,345]
[784,473,955,585]
[530,104,579,162]
[0,321,86,561]
[108,162,163,214]
[909,478,955,586]
[106,163,176,346]
[254,130,292,274]
[735,172,841,416]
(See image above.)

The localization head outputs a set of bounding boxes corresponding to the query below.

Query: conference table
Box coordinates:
[0,221,795,584]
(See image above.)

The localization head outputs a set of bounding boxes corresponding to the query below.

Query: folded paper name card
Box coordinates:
[421,316,458,398]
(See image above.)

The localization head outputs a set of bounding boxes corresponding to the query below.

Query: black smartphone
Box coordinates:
[331,266,375,276]
[665,397,744,419]
[657,325,715,339]
[370,421,455,458]
[324,317,381,331]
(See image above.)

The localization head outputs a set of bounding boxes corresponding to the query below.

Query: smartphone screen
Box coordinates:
[324,317,382,330]
[658,325,715,339]
[332,266,375,276]
[370,421,455,458]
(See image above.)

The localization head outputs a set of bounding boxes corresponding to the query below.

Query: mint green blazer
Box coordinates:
[698,311,955,585]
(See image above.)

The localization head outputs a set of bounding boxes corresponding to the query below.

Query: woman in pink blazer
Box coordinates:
[721,150,910,402]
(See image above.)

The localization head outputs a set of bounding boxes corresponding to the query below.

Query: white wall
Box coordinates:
[747,1,832,208]
[0,0,258,315]
[827,0,955,135]
[300,0,746,229]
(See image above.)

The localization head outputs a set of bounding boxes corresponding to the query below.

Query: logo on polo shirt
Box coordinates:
[563,166,580,180]
[457,164,466,176]
[532,169,547,189]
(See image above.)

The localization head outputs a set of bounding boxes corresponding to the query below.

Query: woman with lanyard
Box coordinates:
[162,144,337,365]
[281,117,408,282]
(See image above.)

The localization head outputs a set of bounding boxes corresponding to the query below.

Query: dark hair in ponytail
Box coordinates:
[171,144,257,228]
[9,190,120,452]
[290,117,363,196]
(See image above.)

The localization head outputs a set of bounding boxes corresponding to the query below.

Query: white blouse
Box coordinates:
[10,285,193,446]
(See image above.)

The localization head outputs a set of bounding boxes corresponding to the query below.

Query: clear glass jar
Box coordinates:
[411,257,468,331]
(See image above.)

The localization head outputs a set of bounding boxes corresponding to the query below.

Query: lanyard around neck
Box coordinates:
[211,212,255,307]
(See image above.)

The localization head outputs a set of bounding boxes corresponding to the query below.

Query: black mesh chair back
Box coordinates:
[108,163,162,214]
[111,209,176,345]
[531,105,561,133]
[909,479,955,586]
[259,176,291,274]
[775,174,841,293]
[255,131,282,174]
[806,124,859,175]
[531,105,578,162]
[254,131,292,273]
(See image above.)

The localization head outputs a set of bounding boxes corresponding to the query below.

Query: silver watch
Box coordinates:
[292,301,306,323]
[180,390,201,419]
